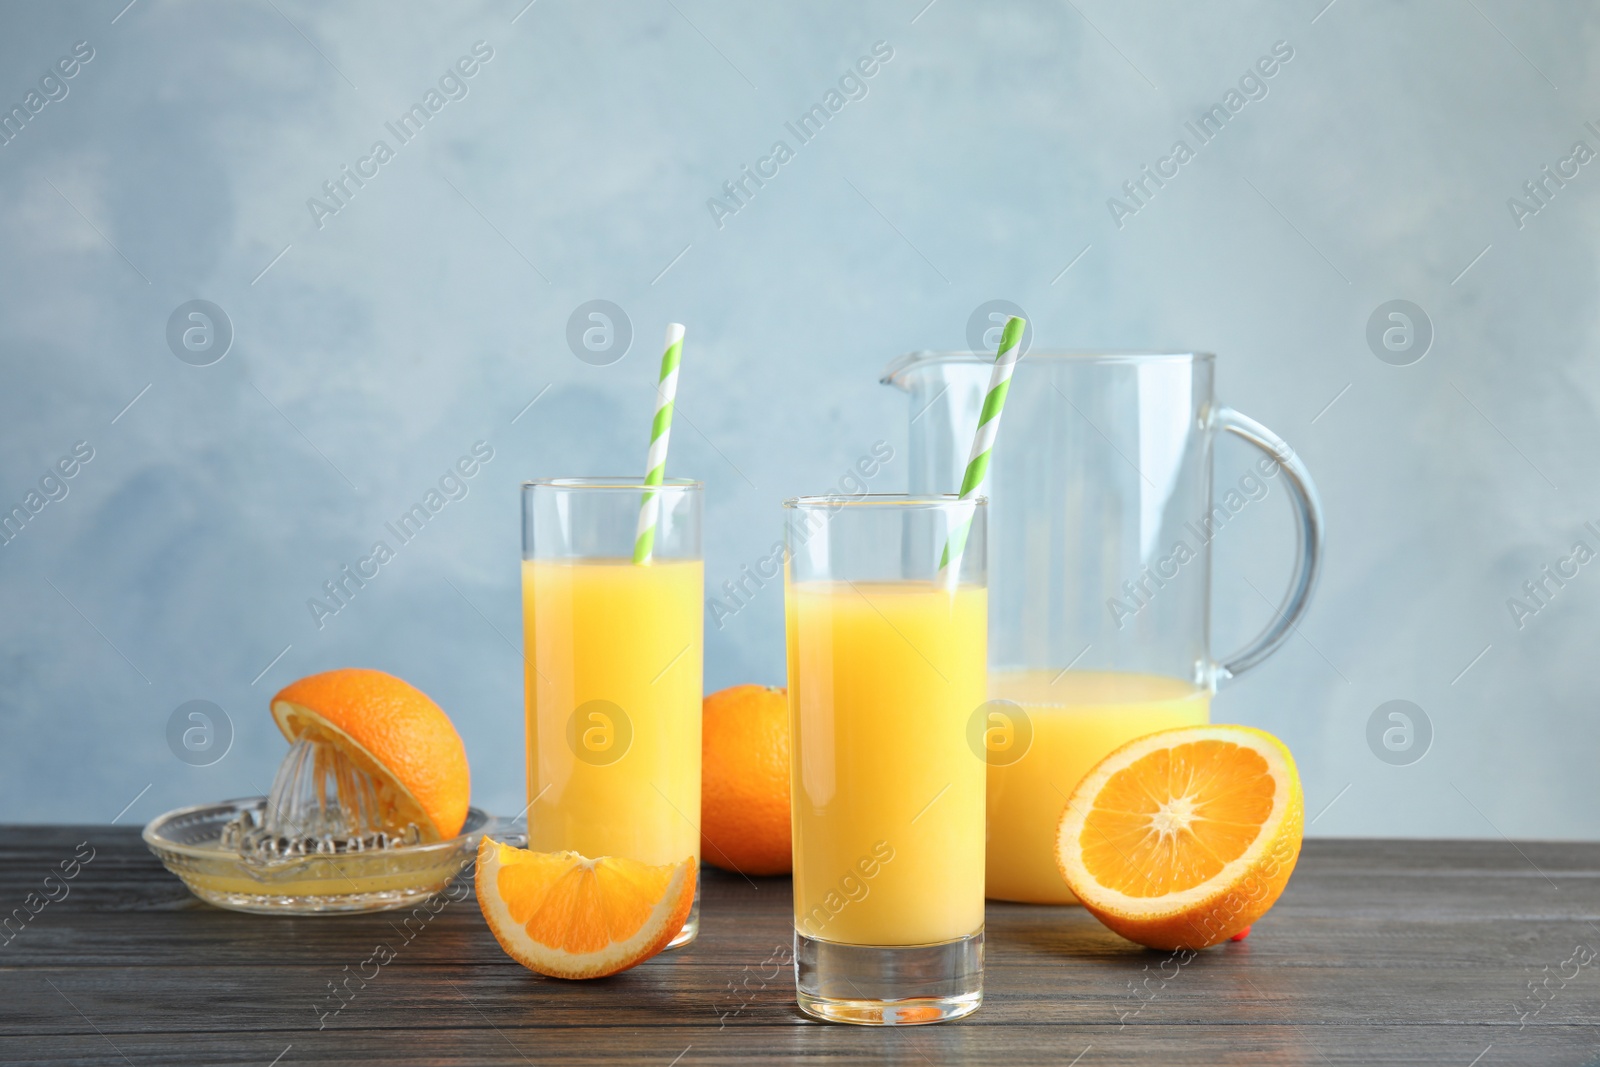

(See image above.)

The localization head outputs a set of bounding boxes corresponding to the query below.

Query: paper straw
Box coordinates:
[633,323,685,564]
[938,315,1025,582]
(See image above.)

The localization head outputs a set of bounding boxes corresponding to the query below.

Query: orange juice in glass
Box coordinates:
[521,478,703,947]
[788,581,987,946]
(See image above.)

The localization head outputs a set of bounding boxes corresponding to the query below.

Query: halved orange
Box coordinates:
[271,668,470,840]
[475,838,696,979]
[1055,724,1303,951]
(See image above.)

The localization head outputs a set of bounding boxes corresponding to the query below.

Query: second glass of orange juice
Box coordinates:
[785,494,988,1025]
[521,477,703,947]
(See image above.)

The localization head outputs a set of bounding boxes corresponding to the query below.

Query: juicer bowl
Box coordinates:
[143,798,521,915]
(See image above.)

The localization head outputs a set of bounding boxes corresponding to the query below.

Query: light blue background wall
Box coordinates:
[0,0,1594,839]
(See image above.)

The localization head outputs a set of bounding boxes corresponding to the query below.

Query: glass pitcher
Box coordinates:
[881,351,1323,904]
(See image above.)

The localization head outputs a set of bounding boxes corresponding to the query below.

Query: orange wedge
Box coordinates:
[271,668,471,840]
[475,838,696,979]
[1055,725,1303,951]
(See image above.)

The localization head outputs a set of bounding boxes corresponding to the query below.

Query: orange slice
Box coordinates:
[1055,724,1303,951]
[475,838,696,979]
[271,668,471,840]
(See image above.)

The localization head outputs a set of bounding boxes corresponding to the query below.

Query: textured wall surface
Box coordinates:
[0,0,1594,837]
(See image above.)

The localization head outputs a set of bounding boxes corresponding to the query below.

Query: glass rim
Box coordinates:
[522,476,703,491]
[783,492,987,510]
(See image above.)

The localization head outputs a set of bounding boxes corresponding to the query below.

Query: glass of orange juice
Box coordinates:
[521,477,703,948]
[784,493,987,1025]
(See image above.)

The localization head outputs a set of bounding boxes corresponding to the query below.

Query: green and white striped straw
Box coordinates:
[939,315,1025,583]
[633,323,685,564]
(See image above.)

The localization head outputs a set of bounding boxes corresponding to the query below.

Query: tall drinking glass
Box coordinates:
[521,477,704,948]
[785,494,987,1025]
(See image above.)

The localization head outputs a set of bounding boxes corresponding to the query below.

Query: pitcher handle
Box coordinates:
[1211,407,1324,683]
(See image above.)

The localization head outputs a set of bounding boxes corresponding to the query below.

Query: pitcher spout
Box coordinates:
[879,351,995,496]
[879,350,989,392]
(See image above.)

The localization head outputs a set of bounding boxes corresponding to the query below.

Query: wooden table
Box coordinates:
[4,828,1597,1065]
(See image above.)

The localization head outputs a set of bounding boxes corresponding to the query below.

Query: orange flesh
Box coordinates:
[1080,740,1276,897]
[497,852,674,954]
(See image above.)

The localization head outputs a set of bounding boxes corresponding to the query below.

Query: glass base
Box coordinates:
[794,928,983,1025]
[665,878,700,949]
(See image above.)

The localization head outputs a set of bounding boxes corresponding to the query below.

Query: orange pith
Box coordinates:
[700,684,791,876]
[271,668,470,840]
[475,839,696,979]
[1056,725,1303,951]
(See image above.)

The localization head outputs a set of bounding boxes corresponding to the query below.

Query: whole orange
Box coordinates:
[701,684,791,875]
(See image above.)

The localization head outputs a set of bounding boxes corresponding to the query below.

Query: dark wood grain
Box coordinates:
[2,829,1597,1065]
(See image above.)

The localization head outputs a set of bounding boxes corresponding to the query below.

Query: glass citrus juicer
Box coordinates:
[144,684,510,915]
[882,349,1323,904]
